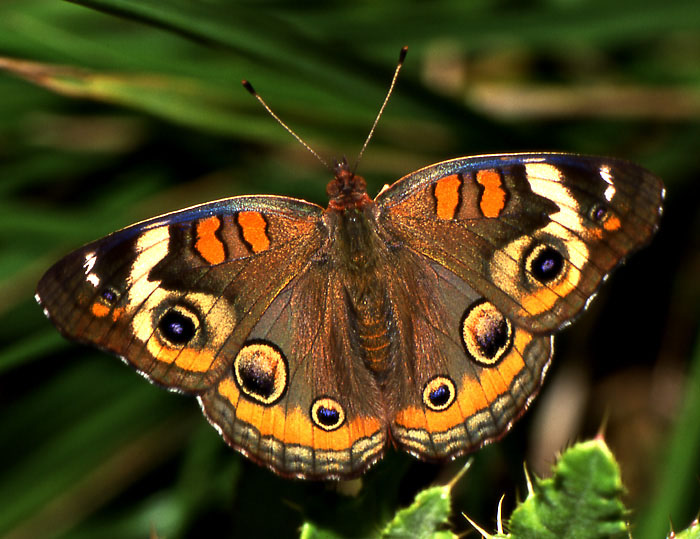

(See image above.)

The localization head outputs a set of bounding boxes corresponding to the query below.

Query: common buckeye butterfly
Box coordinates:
[36,48,664,479]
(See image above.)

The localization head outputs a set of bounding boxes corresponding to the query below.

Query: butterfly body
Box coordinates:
[37,152,663,479]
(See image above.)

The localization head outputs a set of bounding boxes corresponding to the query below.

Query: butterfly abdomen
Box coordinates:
[354,287,393,375]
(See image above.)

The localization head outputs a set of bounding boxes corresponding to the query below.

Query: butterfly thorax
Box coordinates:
[324,169,394,377]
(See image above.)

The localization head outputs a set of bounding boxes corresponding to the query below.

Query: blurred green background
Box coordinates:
[0,1,698,537]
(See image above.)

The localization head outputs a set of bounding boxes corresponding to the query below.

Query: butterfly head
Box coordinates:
[326,158,372,211]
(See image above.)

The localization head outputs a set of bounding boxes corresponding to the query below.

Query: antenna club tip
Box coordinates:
[242,80,256,94]
[399,46,408,62]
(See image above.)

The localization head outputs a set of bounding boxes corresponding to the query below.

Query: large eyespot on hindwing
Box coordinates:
[310,397,346,431]
[233,340,288,405]
[422,375,456,412]
[461,300,514,366]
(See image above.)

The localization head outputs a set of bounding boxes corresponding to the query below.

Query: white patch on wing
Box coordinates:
[599,164,616,202]
[83,251,97,274]
[525,163,591,248]
[83,251,101,287]
[126,226,170,342]
[522,162,590,287]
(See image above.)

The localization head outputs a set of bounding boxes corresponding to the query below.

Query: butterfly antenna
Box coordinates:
[354,46,408,172]
[242,79,330,170]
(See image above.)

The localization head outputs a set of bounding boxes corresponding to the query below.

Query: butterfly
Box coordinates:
[36,48,664,480]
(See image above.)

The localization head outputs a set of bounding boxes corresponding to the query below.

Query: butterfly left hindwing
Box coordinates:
[199,256,388,478]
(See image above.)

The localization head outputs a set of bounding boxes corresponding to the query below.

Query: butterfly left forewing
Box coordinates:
[377,153,664,333]
[36,196,324,393]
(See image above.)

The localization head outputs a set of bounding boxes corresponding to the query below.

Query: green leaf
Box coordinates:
[379,484,456,539]
[301,469,462,539]
[672,518,700,539]
[0,56,260,138]
[467,439,628,539]
[299,521,345,539]
[509,438,628,539]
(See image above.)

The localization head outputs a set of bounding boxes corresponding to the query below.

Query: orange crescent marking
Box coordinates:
[238,211,270,253]
[91,303,124,321]
[434,174,461,220]
[272,401,287,442]
[175,348,217,372]
[218,378,380,450]
[150,343,214,373]
[498,330,529,383]
[195,216,226,264]
[395,407,428,429]
[476,169,507,218]
[520,266,580,316]
[237,395,264,435]
[260,406,277,447]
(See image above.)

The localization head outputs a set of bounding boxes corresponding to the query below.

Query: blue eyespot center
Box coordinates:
[317,406,340,426]
[310,397,345,430]
[530,245,564,283]
[159,309,196,345]
[101,288,118,303]
[591,204,608,222]
[429,384,450,407]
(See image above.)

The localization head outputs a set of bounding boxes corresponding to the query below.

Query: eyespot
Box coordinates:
[422,376,456,412]
[461,300,514,366]
[590,203,609,223]
[100,287,118,303]
[525,244,565,283]
[589,202,621,232]
[310,397,345,431]
[157,306,198,345]
[234,341,288,405]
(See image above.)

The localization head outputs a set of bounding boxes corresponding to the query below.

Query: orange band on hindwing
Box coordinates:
[476,169,507,218]
[433,174,462,220]
[217,377,381,451]
[394,329,532,434]
[195,216,226,264]
[237,211,270,253]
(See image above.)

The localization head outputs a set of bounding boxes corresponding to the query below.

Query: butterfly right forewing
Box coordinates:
[376,153,664,334]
